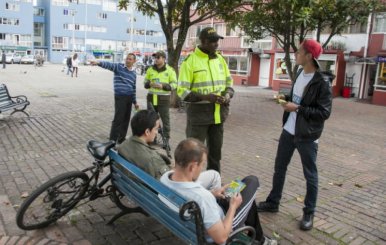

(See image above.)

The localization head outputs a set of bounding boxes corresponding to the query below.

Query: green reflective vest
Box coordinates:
[145,65,177,106]
[178,47,233,124]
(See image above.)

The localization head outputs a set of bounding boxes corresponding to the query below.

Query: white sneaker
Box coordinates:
[253,236,278,245]
[262,237,277,245]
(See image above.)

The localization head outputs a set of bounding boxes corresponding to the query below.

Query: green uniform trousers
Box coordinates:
[186,122,224,172]
[147,94,171,139]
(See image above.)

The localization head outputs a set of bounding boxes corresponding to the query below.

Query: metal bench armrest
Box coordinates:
[226,226,256,245]
[11,95,29,104]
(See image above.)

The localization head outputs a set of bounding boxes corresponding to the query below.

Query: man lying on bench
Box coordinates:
[117,109,221,190]
[160,138,277,245]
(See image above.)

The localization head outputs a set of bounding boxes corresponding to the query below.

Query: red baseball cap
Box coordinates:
[301,39,323,68]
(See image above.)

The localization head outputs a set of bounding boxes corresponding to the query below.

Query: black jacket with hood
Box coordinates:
[283,69,334,142]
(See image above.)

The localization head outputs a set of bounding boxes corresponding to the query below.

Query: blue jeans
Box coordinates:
[267,130,319,214]
[66,66,72,75]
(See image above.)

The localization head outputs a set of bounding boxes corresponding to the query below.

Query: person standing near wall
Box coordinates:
[2,50,6,69]
[90,53,139,144]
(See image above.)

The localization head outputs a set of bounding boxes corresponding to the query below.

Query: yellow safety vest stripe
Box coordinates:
[177,47,233,124]
[145,65,177,96]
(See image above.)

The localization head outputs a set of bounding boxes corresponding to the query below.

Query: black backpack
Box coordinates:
[66,57,72,66]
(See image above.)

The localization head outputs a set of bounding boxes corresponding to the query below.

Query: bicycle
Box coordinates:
[16,140,144,230]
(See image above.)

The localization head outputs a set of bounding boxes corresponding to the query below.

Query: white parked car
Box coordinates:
[5,53,22,64]
[20,55,35,64]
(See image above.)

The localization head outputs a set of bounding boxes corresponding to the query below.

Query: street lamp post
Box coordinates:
[72,10,76,52]
[129,1,134,51]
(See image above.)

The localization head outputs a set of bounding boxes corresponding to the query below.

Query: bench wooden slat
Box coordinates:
[112,169,198,244]
[109,150,205,245]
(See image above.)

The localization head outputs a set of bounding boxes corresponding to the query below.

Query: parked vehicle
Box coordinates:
[20,55,35,64]
[5,53,22,64]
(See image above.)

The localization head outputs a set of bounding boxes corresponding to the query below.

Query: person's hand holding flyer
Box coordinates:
[224,179,246,198]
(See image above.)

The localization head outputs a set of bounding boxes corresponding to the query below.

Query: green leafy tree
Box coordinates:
[119,0,242,106]
[223,0,381,81]
[118,0,241,72]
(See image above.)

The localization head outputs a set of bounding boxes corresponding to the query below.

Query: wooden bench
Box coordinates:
[108,150,255,245]
[0,84,30,117]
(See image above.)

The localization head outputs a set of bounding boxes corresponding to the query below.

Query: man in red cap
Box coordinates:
[256,39,334,231]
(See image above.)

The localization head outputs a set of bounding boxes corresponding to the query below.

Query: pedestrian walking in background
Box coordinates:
[144,50,177,146]
[66,55,73,75]
[89,53,139,144]
[256,39,334,231]
[177,27,234,173]
[72,53,79,77]
[2,50,6,69]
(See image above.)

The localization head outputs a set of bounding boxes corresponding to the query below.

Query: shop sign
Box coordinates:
[377,56,386,63]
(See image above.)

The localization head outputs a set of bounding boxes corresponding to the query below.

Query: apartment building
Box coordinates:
[0,0,33,56]
[35,0,166,63]
[1,0,166,63]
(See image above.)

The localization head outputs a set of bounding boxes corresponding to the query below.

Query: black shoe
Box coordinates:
[256,201,279,213]
[300,213,314,230]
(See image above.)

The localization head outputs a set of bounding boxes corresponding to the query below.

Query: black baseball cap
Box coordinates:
[199,27,224,41]
[152,50,166,58]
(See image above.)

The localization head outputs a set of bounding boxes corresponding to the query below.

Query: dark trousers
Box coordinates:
[267,129,319,214]
[110,95,134,144]
[2,62,5,69]
[186,123,223,172]
[147,99,170,139]
[218,176,264,242]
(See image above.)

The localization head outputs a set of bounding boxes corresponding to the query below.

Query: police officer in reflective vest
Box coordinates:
[144,51,177,144]
[177,27,234,172]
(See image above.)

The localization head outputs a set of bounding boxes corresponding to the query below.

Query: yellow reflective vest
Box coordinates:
[145,65,177,106]
[177,47,233,125]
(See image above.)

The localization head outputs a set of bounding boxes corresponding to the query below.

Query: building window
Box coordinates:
[102,0,116,12]
[52,36,69,49]
[63,9,69,15]
[0,17,19,26]
[34,23,43,36]
[375,57,386,90]
[374,13,386,33]
[225,25,240,37]
[225,56,248,75]
[5,2,20,11]
[0,33,6,40]
[343,21,367,34]
[34,8,45,16]
[97,13,107,19]
[52,0,69,6]
[214,23,225,36]
[274,58,291,80]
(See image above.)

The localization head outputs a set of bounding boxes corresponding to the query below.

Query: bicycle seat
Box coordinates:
[87,140,116,161]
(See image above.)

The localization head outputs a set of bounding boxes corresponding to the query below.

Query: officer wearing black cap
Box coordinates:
[144,50,177,145]
[177,27,235,173]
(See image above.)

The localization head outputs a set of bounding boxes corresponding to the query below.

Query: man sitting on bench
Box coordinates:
[160,138,277,245]
[117,110,221,190]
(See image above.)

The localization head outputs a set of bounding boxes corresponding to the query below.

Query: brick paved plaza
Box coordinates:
[0,64,385,245]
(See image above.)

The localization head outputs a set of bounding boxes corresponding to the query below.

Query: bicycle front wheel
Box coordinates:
[16,171,89,230]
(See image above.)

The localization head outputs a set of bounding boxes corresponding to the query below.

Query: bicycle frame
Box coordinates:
[78,159,113,201]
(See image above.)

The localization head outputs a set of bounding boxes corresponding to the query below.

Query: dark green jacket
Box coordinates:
[117,136,170,179]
